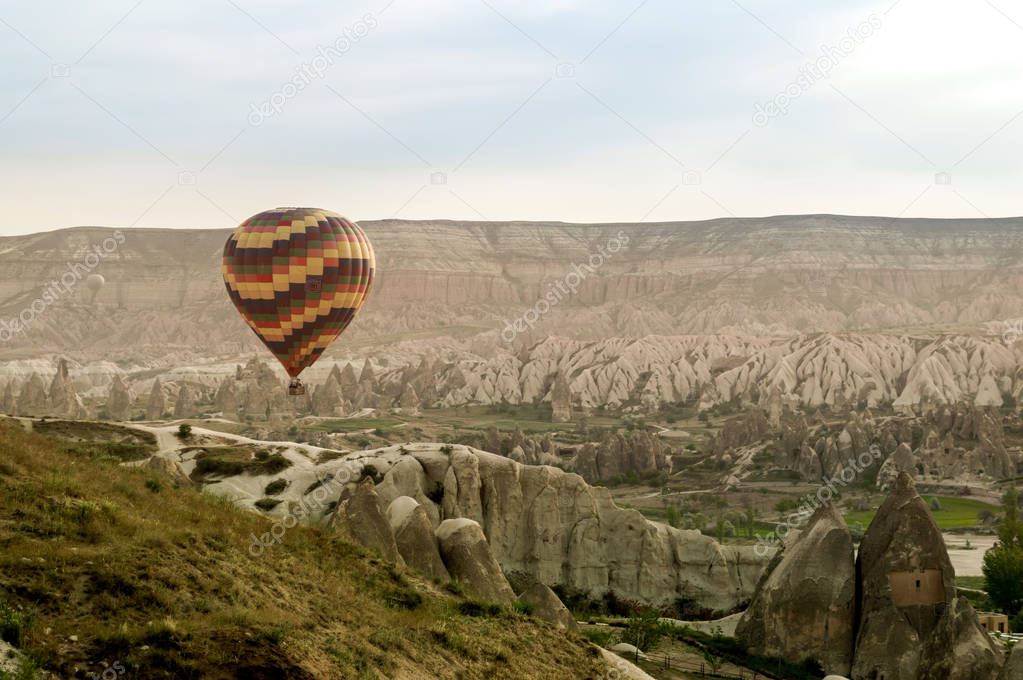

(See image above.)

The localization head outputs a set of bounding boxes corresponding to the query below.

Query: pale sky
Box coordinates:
[1,0,1022,233]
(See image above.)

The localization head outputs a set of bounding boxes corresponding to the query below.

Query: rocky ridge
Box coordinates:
[6,332,1023,421]
[145,428,771,612]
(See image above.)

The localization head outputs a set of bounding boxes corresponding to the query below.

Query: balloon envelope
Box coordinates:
[85,273,105,292]
[222,207,375,378]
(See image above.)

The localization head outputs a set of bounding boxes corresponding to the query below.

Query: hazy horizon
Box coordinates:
[8,210,1023,239]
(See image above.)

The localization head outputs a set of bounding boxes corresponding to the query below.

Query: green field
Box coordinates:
[406,405,623,434]
[303,416,406,433]
[957,575,987,591]
[844,495,999,531]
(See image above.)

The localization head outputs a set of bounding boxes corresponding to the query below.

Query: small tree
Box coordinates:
[623,608,664,653]
[982,545,1023,616]
[982,485,1023,619]
[702,649,724,675]
[998,486,1023,547]
[176,423,192,439]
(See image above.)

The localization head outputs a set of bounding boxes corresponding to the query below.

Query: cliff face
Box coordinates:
[142,430,771,611]
[5,216,1023,413]
[4,215,1023,361]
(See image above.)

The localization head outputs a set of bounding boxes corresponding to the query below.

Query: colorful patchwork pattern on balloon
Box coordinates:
[222,208,375,377]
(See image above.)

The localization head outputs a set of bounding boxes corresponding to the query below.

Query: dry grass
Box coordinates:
[0,420,605,679]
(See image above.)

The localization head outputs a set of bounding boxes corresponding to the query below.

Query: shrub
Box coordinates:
[254,497,283,512]
[304,474,334,495]
[176,423,192,439]
[0,601,29,646]
[359,465,383,485]
[457,600,501,617]
[622,608,664,652]
[774,497,800,513]
[264,479,288,496]
[192,457,247,478]
[426,482,444,504]
[513,601,534,616]
[582,627,617,647]
[254,454,292,475]
[385,588,423,611]
[144,478,163,493]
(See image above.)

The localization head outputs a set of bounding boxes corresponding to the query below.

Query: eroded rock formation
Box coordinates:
[146,378,167,420]
[173,384,197,419]
[386,496,448,581]
[517,582,578,631]
[349,446,764,610]
[436,518,515,604]
[736,503,855,675]
[105,375,132,420]
[48,359,86,419]
[331,480,404,567]
[739,472,1006,679]
[18,373,47,414]
[852,473,1001,680]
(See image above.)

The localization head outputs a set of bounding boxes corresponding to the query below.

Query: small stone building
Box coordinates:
[977,612,1010,634]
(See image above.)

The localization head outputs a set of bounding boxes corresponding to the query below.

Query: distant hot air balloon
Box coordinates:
[221,207,375,395]
[85,273,105,303]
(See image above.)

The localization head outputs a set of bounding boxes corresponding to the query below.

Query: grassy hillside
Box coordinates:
[0,420,605,679]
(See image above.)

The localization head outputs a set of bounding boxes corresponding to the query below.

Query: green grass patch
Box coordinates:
[304,417,405,434]
[189,446,292,480]
[957,575,987,591]
[844,495,999,531]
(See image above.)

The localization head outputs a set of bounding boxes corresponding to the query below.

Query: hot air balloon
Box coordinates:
[85,273,105,303]
[221,207,375,396]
